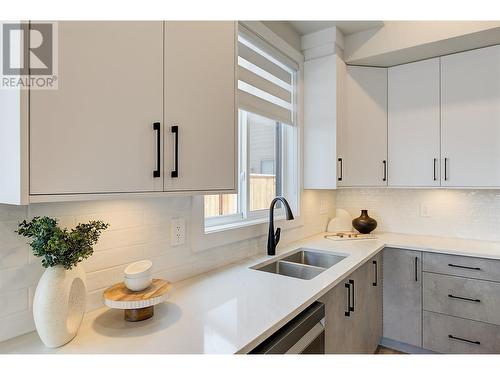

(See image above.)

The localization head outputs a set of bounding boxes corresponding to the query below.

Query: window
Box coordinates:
[204,26,299,230]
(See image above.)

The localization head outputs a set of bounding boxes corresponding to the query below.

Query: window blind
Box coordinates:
[237,27,298,125]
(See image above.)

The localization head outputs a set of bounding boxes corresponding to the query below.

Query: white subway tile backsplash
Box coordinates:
[336,189,500,242]
[0,289,28,318]
[0,190,335,343]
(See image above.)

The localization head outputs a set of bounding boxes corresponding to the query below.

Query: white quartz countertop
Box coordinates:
[2,232,500,354]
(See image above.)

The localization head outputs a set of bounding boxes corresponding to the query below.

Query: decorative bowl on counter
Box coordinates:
[124,260,153,291]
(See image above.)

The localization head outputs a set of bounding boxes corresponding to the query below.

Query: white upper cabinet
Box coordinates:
[0,21,237,204]
[30,22,164,195]
[441,44,500,188]
[388,58,440,187]
[164,22,236,192]
[340,66,388,187]
[303,54,345,189]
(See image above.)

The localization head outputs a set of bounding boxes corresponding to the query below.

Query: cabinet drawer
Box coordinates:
[423,272,500,325]
[423,311,500,354]
[423,252,500,282]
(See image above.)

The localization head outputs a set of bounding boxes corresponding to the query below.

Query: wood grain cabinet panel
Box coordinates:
[383,248,422,347]
[424,311,500,354]
[423,252,500,283]
[423,272,500,325]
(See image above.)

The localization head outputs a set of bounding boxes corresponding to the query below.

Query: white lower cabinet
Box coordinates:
[320,252,382,353]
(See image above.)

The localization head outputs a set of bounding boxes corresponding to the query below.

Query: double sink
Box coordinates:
[252,248,347,280]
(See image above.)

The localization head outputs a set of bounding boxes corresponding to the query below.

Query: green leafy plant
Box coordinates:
[17,216,109,270]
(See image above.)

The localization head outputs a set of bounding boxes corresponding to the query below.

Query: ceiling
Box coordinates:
[288,21,384,36]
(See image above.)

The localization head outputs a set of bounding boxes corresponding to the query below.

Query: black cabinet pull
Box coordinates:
[372,260,378,286]
[448,335,480,346]
[344,283,351,317]
[153,122,161,178]
[448,263,481,271]
[448,294,481,303]
[349,279,355,312]
[444,157,449,181]
[433,158,437,181]
[171,125,179,178]
[414,257,419,282]
[338,158,343,181]
[382,160,387,182]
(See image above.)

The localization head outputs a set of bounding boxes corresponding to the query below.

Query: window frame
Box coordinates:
[203,23,300,233]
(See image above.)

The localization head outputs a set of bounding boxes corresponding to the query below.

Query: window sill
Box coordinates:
[205,215,285,234]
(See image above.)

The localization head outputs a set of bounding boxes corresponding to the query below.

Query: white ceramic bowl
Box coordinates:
[124,260,153,279]
[124,274,153,292]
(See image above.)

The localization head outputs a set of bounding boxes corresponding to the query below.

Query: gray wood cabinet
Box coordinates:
[320,253,383,353]
[383,247,422,347]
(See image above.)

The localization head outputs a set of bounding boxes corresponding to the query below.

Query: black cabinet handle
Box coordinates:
[444,157,449,181]
[414,257,419,282]
[448,263,481,271]
[349,279,355,312]
[433,158,437,181]
[344,283,351,317]
[372,260,378,286]
[171,125,179,178]
[448,294,481,303]
[448,335,480,346]
[382,160,387,182]
[153,122,161,178]
[338,158,343,181]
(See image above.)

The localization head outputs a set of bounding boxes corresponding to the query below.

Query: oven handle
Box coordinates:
[285,320,325,354]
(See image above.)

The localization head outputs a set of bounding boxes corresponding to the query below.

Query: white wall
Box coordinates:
[0,190,335,342]
[336,189,500,242]
[344,21,500,66]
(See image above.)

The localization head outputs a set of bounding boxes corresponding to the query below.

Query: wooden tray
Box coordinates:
[103,279,170,321]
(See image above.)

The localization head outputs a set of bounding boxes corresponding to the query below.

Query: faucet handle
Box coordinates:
[274,227,281,245]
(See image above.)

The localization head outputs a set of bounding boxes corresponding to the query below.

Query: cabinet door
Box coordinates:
[383,248,422,347]
[362,252,383,353]
[339,66,387,187]
[320,257,382,354]
[441,45,500,187]
[30,22,164,195]
[388,58,440,187]
[319,274,357,353]
[164,21,236,192]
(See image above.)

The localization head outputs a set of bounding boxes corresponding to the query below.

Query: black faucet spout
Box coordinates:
[267,196,294,256]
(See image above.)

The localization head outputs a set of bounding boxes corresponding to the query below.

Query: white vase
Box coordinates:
[33,264,87,348]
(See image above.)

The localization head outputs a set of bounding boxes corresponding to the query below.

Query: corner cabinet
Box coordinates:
[0,21,237,204]
[338,66,388,187]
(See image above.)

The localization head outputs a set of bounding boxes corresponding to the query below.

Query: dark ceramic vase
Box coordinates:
[352,210,377,234]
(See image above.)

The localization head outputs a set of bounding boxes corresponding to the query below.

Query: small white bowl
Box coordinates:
[124,260,152,279]
[124,260,153,291]
[124,274,153,292]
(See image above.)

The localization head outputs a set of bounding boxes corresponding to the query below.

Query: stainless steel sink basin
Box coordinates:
[282,249,346,269]
[255,260,325,280]
[252,248,347,280]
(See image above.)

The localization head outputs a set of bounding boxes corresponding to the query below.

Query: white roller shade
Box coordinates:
[237,29,297,125]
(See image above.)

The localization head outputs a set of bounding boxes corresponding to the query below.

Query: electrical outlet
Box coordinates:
[319,199,328,215]
[419,203,431,218]
[170,218,186,246]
